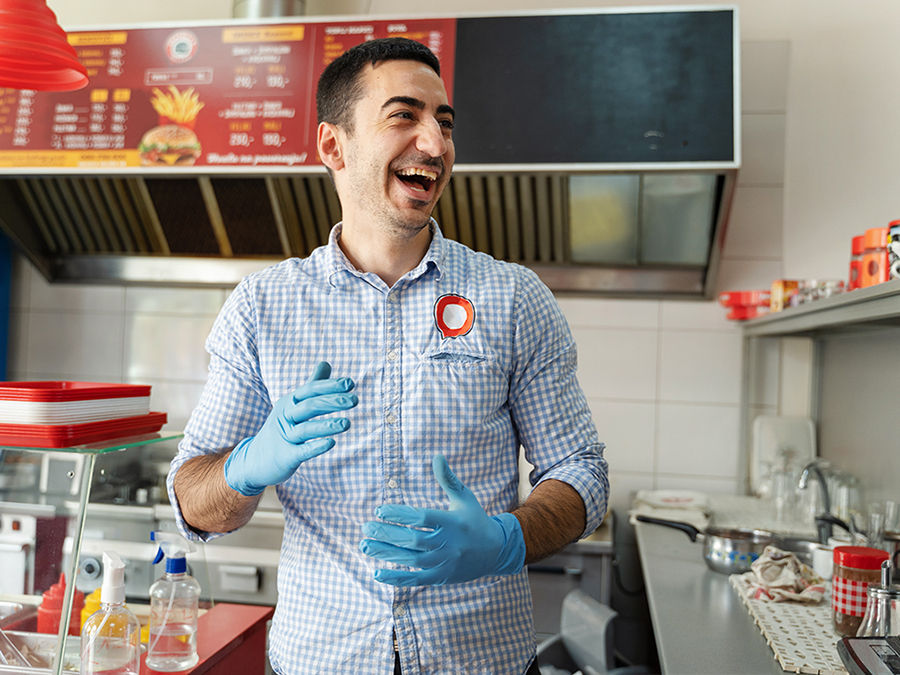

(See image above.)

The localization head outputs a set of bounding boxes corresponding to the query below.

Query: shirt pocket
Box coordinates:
[409,349,510,453]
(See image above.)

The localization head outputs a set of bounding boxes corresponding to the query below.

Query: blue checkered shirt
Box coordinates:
[167,221,608,675]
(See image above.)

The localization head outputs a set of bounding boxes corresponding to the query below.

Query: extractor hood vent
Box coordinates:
[0,171,729,296]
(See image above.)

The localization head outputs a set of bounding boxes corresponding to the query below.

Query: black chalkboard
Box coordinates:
[452,10,735,164]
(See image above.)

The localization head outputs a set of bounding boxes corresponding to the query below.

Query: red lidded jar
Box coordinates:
[848,235,865,290]
[832,546,890,636]
[860,227,890,288]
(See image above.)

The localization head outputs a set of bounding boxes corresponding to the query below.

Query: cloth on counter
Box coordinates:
[628,489,710,530]
[735,545,826,603]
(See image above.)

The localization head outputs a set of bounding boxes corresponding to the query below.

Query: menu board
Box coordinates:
[0,18,455,172]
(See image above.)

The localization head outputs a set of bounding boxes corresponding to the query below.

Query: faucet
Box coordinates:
[798,459,832,544]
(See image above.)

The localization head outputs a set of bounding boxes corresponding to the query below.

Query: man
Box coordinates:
[167,37,608,674]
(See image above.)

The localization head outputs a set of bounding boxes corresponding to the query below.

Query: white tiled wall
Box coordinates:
[2,38,791,517]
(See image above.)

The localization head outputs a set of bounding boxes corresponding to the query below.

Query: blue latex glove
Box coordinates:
[359,454,526,586]
[224,361,358,496]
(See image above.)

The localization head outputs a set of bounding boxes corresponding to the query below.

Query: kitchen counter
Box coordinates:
[634,495,819,675]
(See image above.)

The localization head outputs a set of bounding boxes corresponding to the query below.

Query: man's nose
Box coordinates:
[416,118,449,157]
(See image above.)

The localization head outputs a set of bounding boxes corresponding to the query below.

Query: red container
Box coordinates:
[860,227,890,288]
[0,411,167,447]
[832,546,889,636]
[848,235,865,290]
[36,573,84,635]
[718,290,770,321]
[0,381,150,402]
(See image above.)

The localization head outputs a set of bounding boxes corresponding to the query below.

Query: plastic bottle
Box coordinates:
[146,531,200,672]
[37,573,84,635]
[80,551,141,675]
[81,588,101,630]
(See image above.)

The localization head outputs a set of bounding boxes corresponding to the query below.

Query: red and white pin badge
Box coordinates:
[434,294,475,339]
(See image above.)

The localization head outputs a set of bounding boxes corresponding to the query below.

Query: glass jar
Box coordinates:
[832,546,890,636]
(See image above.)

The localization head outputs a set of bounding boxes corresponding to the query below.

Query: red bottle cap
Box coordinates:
[851,235,865,255]
[833,545,889,570]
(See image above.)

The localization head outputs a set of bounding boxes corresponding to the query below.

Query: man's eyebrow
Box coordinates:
[381,96,455,119]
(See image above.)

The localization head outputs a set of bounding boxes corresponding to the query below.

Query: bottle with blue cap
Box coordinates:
[146,531,200,671]
[79,551,141,675]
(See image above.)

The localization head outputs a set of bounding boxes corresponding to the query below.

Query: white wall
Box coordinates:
[8,1,894,514]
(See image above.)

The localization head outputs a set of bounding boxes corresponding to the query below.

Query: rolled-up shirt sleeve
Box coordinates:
[508,268,609,538]
[166,277,272,542]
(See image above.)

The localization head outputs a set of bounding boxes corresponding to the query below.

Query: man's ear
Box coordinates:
[317,122,345,172]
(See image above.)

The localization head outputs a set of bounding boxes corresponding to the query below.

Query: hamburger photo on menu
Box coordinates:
[139,86,204,166]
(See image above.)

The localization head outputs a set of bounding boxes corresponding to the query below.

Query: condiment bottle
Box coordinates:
[832,545,890,636]
[848,235,865,290]
[81,588,102,629]
[860,227,890,288]
[856,559,900,636]
[37,573,84,635]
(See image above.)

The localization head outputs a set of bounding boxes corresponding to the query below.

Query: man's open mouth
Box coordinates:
[395,167,438,194]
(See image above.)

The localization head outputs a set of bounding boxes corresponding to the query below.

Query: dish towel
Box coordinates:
[735,545,826,603]
[628,489,711,530]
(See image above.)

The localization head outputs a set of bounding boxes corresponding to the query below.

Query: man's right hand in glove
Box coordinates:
[224,361,358,496]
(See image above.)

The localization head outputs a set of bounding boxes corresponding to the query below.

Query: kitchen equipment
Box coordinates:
[838,635,900,675]
[750,415,816,497]
[856,559,900,637]
[635,515,774,574]
[0,624,30,667]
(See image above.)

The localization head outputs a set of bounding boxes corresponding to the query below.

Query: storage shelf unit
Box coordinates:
[0,432,182,674]
[742,278,900,337]
[740,279,900,503]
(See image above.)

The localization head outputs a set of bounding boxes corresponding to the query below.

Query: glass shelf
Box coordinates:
[0,430,184,455]
[0,431,182,674]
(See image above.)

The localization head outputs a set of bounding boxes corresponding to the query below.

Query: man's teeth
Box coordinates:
[397,167,438,181]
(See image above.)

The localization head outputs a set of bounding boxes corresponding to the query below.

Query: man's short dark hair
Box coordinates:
[316,37,441,133]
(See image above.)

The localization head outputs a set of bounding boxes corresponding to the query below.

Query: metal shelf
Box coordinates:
[742,278,900,337]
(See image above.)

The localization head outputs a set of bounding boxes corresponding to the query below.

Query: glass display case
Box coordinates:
[0,432,182,674]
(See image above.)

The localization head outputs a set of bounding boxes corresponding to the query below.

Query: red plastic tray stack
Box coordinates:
[718,290,772,321]
[0,381,167,448]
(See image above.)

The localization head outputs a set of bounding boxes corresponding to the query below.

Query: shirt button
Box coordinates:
[394,605,406,617]
[385,412,397,425]
[387,478,398,489]
[386,350,398,362]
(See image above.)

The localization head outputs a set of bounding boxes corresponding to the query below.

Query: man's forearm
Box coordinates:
[512,479,587,565]
[173,452,262,534]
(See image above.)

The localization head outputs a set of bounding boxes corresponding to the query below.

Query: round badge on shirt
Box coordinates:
[434,294,475,339]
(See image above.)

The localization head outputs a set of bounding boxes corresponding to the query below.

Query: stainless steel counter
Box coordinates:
[634,519,784,674]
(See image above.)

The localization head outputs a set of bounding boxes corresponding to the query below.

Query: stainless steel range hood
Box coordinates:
[0,7,740,298]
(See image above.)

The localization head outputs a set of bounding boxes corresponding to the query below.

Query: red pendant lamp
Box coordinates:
[0,0,88,91]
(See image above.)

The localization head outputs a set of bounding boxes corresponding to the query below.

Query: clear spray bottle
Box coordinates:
[80,551,141,675]
[146,531,200,672]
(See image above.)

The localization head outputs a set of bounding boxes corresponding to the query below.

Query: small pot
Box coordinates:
[636,515,774,574]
